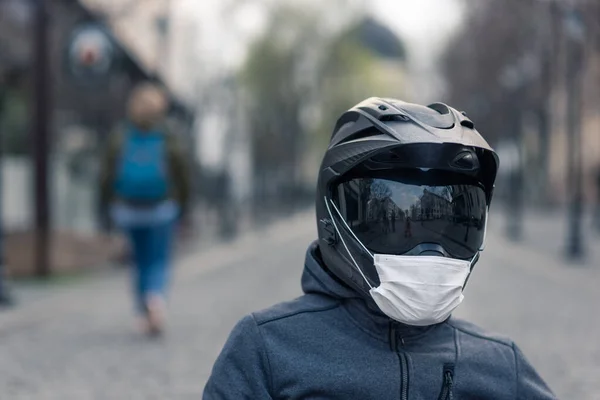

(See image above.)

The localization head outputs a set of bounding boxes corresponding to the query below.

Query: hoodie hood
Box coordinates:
[301,242,359,301]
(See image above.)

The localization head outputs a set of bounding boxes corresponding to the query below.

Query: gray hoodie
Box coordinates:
[203,242,556,399]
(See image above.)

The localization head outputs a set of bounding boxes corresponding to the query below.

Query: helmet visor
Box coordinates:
[332,177,487,259]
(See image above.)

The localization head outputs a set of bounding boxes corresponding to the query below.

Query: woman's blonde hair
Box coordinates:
[126,82,168,129]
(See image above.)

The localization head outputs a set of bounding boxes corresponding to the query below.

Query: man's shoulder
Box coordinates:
[446,317,515,349]
[251,294,341,327]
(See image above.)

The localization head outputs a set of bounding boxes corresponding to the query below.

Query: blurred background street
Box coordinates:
[1,0,599,398]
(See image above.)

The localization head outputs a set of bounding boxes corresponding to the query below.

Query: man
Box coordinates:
[203,98,556,399]
[100,82,190,336]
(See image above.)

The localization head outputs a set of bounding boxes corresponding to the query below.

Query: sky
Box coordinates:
[184,0,464,65]
[183,0,465,100]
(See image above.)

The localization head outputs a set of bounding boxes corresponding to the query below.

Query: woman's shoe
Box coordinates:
[145,295,166,337]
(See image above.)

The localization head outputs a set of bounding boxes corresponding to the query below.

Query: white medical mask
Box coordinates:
[324,197,477,326]
[370,254,473,326]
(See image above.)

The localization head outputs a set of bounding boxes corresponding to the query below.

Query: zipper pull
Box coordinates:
[445,370,453,387]
[446,371,454,400]
[439,366,455,400]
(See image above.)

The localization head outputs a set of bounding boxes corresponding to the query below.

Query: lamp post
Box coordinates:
[0,83,13,307]
[32,0,51,278]
[563,6,586,260]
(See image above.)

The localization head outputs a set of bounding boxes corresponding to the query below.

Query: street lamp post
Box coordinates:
[32,0,51,277]
[0,84,13,307]
[563,6,586,260]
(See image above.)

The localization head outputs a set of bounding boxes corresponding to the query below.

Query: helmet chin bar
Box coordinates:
[403,243,449,257]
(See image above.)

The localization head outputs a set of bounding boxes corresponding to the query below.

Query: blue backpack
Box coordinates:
[114,127,170,202]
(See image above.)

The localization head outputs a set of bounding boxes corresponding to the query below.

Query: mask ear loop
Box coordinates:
[462,251,480,289]
[468,252,479,268]
[328,199,374,259]
[323,196,374,290]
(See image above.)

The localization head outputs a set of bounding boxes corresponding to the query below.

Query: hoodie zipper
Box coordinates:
[389,322,409,400]
[438,364,455,400]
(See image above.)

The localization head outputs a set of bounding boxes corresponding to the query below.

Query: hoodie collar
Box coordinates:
[302,241,441,344]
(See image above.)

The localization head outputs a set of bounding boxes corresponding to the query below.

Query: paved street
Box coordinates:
[0,210,598,399]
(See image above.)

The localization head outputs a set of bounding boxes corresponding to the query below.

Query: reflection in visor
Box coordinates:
[333,178,487,259]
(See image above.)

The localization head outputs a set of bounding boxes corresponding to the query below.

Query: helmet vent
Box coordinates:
[460,119,475,129]
[380,114,410,122]
[336,127,382,145]
[427,103,450,115]
[396,102,454,129]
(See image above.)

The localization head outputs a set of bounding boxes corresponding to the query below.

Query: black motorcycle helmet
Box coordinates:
[316,97,499,297]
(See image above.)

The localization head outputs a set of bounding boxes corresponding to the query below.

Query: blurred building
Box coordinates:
[546,50,600,205]
[420,189,452,220]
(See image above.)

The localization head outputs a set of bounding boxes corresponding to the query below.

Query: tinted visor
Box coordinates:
[332,176,487,259]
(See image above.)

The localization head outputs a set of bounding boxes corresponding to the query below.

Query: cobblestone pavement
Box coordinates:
[0,211,598,399]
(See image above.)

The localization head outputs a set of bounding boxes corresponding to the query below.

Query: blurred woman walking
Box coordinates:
[100,83,190,336]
